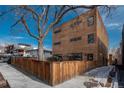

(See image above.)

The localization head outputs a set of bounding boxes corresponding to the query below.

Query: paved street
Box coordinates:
[0,63,113,88]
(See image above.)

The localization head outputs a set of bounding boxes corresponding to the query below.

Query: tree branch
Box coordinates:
[55,5,99,25]
[42,5,100,39]
[21,6,39,18]
[42,5,50,26]
[21,17,39,40]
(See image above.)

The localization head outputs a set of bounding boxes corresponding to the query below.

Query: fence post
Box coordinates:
[50,62,53,86]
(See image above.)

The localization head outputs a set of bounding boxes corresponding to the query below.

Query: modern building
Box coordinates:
[4,43,32,56]
[53,8,109,66]
[108,47,121,65]
[26,48,52,60]
[4,43,52,60]
[108,54,113,65]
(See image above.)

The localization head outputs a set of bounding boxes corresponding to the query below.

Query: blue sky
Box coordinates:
[0,6,123,50]
[101,6,123,49]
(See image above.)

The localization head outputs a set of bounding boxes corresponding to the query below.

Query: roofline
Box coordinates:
[18,43,31,46]
[54,8,96,30]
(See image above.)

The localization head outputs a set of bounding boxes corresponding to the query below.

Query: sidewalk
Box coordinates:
[0,63,113,88]
[0,63,50,88]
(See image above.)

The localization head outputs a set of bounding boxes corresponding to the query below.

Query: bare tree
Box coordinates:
[0,5,117,61]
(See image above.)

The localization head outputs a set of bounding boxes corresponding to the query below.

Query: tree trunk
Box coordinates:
[38,40,45,61]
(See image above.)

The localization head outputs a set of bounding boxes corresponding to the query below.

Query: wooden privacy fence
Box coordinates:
[11,57,51,84]
[11,57,98,86]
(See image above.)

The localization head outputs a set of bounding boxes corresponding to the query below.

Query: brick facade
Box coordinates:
[53,8,109,66]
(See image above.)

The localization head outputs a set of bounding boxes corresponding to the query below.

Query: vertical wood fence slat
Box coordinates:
[11,57,98,86]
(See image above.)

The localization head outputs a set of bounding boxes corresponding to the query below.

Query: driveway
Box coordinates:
[0,63,113,88]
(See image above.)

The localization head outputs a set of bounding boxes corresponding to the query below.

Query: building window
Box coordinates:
[70,24,74,28]
[70,37,82,42]
[54,42,61,45]
[88,33,95,44]
[70,20,82,28]
[77,20,82,25]
[87,16,94,26]
[54,29,61,34]
[68,53,82,60]
[53,54,62,61]
[87,54,93,61]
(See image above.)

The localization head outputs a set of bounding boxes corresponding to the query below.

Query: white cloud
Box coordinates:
[43,45,52,51]
[8,36,25,39]
[105,23,123,32]
[12,36,25,39]
[106,23,121,28]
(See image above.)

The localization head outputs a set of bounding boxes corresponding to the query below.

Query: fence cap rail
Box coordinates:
[12,57,96,63]
[52,60,96,62]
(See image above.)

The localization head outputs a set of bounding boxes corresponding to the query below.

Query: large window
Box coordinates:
[87,16,94,26]
[53,54,62,61]
[88,33,95,44]
[87,54,93,61]
[68,53,82,60]
[54,42,61,45]
[70,37,82,42]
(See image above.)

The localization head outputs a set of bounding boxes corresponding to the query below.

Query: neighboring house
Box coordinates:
[108,54,113,65]
[0,45,5,59]
[116,45,122,65]
[25,49,38,58]
[0,46,5,54]
[13,43,32,56]
[4,43,32,56]
[26,48,52,60]
[108,43,123,65]
[53,8,109,66]
[4,43,52,60]
[109,47,121,65]
[4,44,14,54]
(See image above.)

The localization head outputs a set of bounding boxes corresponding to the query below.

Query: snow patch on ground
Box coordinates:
[84,66,114,88]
